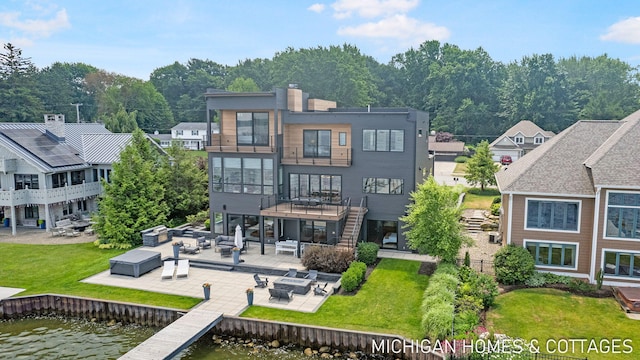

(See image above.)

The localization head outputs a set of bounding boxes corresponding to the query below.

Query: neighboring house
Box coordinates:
[489,120,554,162]
[0,114,165,234]
[168,122,220,150]
[495,110,640,287]
[427,135,465,161]
[204,87,430,253]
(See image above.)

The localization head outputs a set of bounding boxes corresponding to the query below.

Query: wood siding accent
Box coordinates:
[288,88,303,111]
[281,124,352,166]
[308,99,337,111]
[207,109,279,153]
[508,195,595,275]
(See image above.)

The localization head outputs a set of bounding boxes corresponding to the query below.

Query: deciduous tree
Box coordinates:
[401,176,471,263]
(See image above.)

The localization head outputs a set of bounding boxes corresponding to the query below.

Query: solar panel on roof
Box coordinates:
[1,128,85,168]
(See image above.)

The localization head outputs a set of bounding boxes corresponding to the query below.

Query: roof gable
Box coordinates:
[503,120,554,138]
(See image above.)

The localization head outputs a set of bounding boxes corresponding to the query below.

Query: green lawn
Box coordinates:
[242,258,429,339]
[486,288,639,360]
[0,242,201,310]
[462,188,500,210]
[453,162,467,175]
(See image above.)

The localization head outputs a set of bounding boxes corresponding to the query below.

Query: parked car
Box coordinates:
[500,155,513,165]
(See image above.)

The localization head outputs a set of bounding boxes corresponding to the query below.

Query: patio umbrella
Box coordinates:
[235,224,243,249]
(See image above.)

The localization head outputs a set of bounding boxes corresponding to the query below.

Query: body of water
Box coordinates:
[0,316,343,360]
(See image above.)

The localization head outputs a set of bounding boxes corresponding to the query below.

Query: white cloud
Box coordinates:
[600,16,640,44]
[331,0,419,19]
[308,3,326,13]
[337,14,450,44]
[0,9,70,39]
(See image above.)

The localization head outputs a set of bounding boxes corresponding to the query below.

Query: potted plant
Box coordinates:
[232,246,241,265]
[246,287,254,305]
[171,241,182,260]
[202,282,212,300]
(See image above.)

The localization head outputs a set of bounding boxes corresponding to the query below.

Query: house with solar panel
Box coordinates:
[0,114,164,234]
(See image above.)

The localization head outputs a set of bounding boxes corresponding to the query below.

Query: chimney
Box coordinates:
[44,114,66,142]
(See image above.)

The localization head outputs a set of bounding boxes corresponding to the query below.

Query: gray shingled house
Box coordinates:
[495,110,640,287]
[490,120,555,162]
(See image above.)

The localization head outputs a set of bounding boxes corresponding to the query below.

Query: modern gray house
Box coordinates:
[204,87,430,254]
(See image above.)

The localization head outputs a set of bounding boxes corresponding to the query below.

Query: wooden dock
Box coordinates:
[119,308,223,360]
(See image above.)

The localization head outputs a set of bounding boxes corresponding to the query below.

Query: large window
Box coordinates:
[25,205,39,219]
[525,241,576,268]
[212,157,273,195]
[303,130,331,158]
[52,173,67,188]
[71,170,85,185]
[603,251,640,278]
[14,174,39,190]
[605,192,640,239]
[237,112,269,146]
[301,220,327,244]
[363,129,404,152]
[525,199,579,232]
[363,178,403,194]
[289,173,341,203]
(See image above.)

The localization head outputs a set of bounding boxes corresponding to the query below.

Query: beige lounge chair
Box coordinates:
[161,260,175,279]
[176,259,189,278]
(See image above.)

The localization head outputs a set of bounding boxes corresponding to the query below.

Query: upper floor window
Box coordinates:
[52,173,67,188]
[534,136,544,144]
[191,130,199,136]
[211,157,273,195]
[290,173,341,203]
[14,174,39,190]
[525,198,579,232]
[303,130,331,158]
[237,112,269,146]
[525,241,576,268]
[605,192,640,239]
[71,170,85,185]
[363,178,404,194]
[339,132,347,146]
[514,135,524,144]
[363,129,404,152]
[176,130,183,136]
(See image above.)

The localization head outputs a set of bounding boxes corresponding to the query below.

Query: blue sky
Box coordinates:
[2,0,640,80]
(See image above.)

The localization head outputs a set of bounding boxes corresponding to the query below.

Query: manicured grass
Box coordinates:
[463,188,500,210]
[453,162,467,175]
[0,243,201,310]
[486,288,639,360]
[241,258,429,339]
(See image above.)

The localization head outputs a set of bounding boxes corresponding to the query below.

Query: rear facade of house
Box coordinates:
[496,111,640,287]
[204,87,430,254]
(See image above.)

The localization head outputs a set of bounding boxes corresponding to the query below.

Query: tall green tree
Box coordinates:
[93,129,168,249]
[101,104,138,132]
[0,43,44,121]
[465,140,499,191]
[158,143,208,224]
[227,76,260,92]
[400,176,471,263]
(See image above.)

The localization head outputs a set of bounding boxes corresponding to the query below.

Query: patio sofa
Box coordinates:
[214,235,247,253]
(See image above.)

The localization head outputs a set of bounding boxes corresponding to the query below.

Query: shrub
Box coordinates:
[454,156,468,163]
[456,294,483,314]
[435,262,459,277]
[464,251,471,267]
[493,244,535,285]
[491,197,502,204]
[302,246,354,273]
[422,302,454,340]
[356,242,380,266]
[340,261,367,292]
[204,218,210,230]
[542,272,572,285]
[186,209,209,226]
[473,273,499,308]
[454,310,480,335]
[524,271,546,287]
[490,202,501,216]
[596,268,604,290]
[340,270,360,292]
[568,278,594,293]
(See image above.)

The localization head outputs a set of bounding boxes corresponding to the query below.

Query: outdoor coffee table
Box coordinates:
[273,277,313,295]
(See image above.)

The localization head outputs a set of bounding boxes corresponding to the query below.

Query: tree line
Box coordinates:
[1,41,639,141]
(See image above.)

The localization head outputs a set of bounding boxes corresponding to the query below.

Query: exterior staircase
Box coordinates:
[465,209,485,233]
[336,206,368,249]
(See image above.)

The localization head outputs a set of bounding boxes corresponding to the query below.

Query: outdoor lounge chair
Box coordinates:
[182,244,200,255]
[161,260,175,279]
[253,274,268,288]
[176,259,189,277]
[197,236,211,249]
[269,288,294,302]
[284,268,297,278]
[314,283,328,296]
[304,269,318,283]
